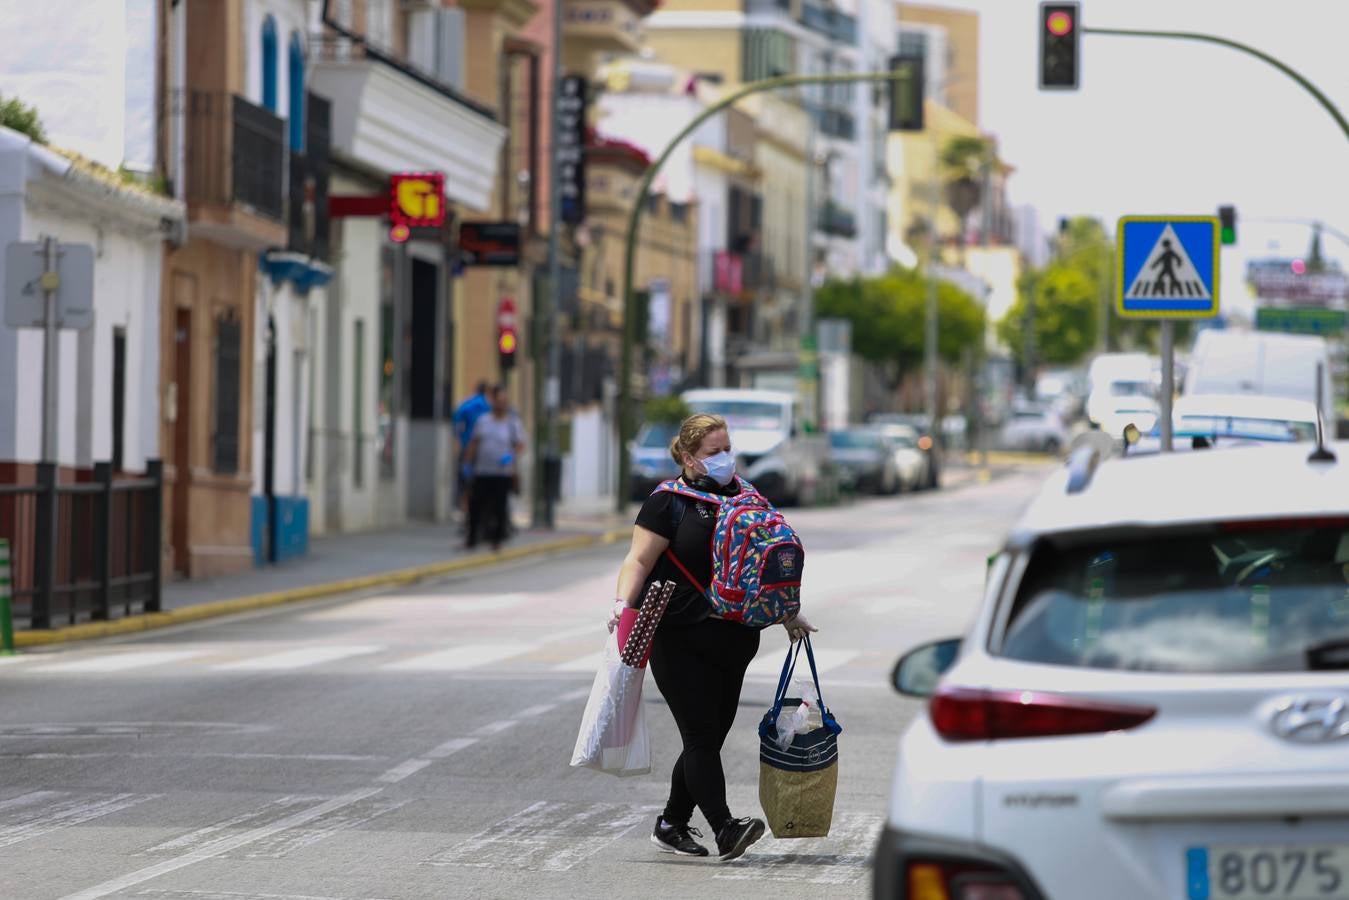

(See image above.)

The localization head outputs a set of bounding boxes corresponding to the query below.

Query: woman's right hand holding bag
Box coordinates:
[783,611,817,642]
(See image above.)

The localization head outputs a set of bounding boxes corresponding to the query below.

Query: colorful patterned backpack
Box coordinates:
[654,479,804,628]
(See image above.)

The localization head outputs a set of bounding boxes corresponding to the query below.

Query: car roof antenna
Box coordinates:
[1309,362,1337,463]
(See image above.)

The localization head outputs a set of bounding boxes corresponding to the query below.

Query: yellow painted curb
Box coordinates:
[14,529,632,649]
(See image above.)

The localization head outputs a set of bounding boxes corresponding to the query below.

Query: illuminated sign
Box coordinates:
[389,173,446,229]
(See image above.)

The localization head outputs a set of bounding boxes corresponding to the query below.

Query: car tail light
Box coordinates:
[907,861,1028,900]
[929,686,1155,741]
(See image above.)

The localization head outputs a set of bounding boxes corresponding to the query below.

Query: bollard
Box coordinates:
[0,538,13,654]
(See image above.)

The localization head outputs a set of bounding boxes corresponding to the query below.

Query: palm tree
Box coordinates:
[939,135,993,263]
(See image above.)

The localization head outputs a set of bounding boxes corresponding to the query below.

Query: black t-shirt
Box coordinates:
[634,478,733,625]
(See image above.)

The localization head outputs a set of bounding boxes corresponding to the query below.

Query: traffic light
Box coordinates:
[1218,205,1237,245]
[1039,2,1080,90]
[888,55,925,132]
[498,325,517,371]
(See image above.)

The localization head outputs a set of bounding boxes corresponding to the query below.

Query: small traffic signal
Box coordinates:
[498,327,517,371]
[888,56,925,132]
[1218,205,1237,245]
[1039,2,1080,90]
[497,297,518,372]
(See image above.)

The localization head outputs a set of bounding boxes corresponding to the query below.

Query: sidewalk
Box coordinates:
[15,504,634,649]
[163,512,631,613]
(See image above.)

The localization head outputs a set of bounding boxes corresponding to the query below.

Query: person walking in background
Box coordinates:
[452,381,491,522]
[464,386,525,552]
[606,412,816,862]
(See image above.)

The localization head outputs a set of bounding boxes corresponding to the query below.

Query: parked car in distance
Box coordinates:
[828,429,900,495]
[997,405,1069,454]
[862,424,930,491]
[628,421,681,500]
[876,440,1349,900]
[867,413,941,489]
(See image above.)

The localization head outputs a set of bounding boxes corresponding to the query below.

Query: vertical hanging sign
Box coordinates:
[557,75,588,225]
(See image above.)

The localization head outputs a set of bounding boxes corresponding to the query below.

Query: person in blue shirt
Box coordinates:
[453,381,491,518]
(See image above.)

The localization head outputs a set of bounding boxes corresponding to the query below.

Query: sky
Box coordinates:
[913,0,1349,317]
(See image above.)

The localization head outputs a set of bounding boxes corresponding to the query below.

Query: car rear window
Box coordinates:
[999,521,1349,672]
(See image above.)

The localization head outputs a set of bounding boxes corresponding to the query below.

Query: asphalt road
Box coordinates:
[0,467,1050,900]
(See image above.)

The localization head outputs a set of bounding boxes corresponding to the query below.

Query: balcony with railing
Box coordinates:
[178,90,287,249]
[813,106,855,140]
[818,201,857,239]
[800,1,857,44]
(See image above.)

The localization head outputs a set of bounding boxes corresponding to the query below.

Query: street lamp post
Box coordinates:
[612,70,914,512]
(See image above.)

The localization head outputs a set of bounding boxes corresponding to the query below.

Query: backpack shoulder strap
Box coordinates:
[655,479,723,504]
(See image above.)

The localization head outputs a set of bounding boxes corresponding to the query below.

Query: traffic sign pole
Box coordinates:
[41,237,59,463]
[0,538,13,655]
[1160,321,1175,453]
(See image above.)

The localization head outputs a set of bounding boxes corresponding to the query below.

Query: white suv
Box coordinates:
[875,440,1349,900]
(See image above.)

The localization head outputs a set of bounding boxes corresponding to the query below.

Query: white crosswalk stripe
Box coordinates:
[0,791,159,849]
[380,643,534,671]
[33,651,203,674]
[552,650,604,672]
[423,801,656,871]
[213,646,381,671]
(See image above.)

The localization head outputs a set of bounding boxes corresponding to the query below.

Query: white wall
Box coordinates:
[5,191,163,472]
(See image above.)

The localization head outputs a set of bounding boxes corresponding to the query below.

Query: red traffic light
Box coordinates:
[1047,9,1073,35]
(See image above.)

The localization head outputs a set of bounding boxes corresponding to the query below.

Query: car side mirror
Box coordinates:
[892,638,962,698]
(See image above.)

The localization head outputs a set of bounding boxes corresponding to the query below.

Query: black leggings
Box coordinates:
[467,475,512,546]
[648,617,761,834]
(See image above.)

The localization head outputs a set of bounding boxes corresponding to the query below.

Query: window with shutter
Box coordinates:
[213,314,242,474]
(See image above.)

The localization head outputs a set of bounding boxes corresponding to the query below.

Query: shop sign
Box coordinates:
[390,172,446,229]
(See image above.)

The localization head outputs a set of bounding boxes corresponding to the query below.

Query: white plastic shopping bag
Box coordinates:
[570,631,650,776]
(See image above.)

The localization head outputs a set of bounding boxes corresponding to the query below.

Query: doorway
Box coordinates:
[172,307,192,575]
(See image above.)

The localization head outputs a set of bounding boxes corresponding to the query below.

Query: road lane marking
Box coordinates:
[380,643,533,671]
[138,798,322,856]
[743,647,861,680]
[60,788,386,900]
[711,812,883,884]
[375,759,432,784]
[424,738,477,759]
[515,703,557,718]
[229,796,408,860]
[0,752,388,762]
[558,687,590,701]
[32,650,202,673]
[471,720,516,737]
[422,801,655,871]
[56,687,588,898]
[0,791,158,849]
[552,650,604,672]
[133,892,393,900]
[214,645,381,671]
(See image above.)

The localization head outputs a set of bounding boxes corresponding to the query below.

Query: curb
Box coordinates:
[14,526,632,649]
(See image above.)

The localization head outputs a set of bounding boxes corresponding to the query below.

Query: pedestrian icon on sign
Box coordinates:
[1150,240,1183,296]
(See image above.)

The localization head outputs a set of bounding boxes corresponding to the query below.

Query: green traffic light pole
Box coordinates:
[1082,27,1349,145]
[613,70,913,513]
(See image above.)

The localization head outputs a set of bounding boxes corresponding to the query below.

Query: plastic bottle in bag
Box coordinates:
[774,700,812,750]
[790,675,823,729]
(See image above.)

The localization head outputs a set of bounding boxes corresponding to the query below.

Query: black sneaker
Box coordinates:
[715,817,766,861]
[651,817,709,857]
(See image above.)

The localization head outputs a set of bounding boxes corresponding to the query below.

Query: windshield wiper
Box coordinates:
[1306,638,1349,671]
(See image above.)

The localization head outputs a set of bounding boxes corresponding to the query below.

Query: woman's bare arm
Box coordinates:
[616,525,669,606]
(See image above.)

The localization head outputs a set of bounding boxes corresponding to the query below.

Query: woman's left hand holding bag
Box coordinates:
[783,612,818,642]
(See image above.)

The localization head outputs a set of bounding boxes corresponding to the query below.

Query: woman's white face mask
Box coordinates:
[698,450,737,486]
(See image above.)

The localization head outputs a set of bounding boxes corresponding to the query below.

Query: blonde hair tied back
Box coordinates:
[669,413,728,467]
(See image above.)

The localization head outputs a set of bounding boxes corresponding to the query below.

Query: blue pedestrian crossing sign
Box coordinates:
[1116,216,1220,319]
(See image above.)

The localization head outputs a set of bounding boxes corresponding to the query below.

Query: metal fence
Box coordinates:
[0,462,163,630]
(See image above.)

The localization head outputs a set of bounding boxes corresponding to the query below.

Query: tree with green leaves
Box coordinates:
[998,264,1099,369]
[815,267,985,387]
[0,95,47,144]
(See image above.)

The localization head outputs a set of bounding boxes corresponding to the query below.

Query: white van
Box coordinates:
[680,389,828,505]
[1184,330,1334,424]
[1085,353,1159,437]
